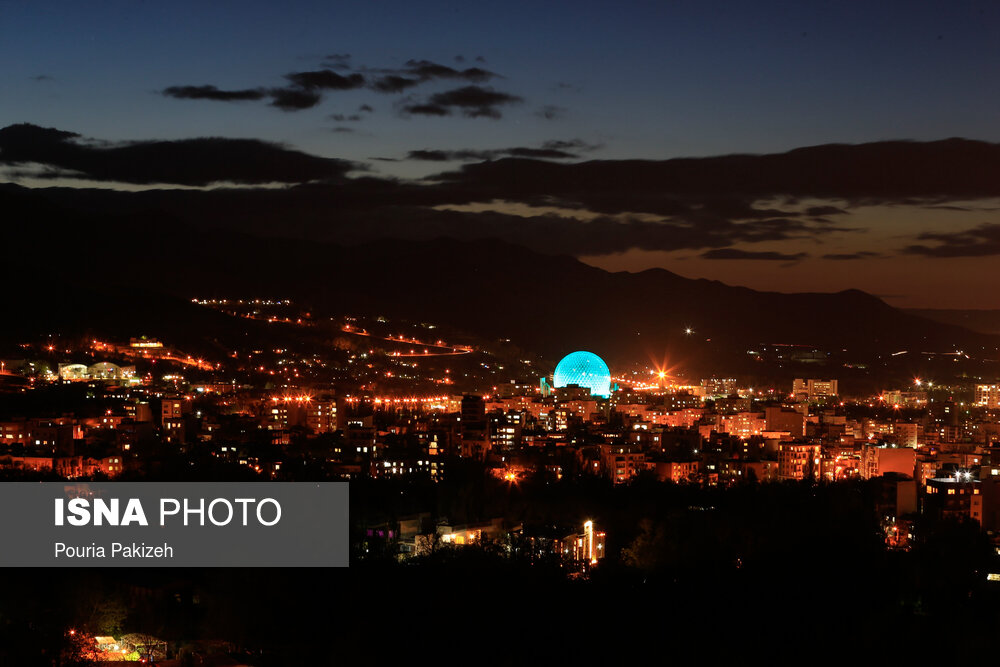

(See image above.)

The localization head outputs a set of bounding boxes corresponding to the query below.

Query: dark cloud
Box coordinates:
[180,191,833,255]
[805,205,847,216]
[542,139,598,152]
[408,150,465,161]
[164,67,364,113]
[400,103,451,117]
[19,127,999,260]
[1,124,78,145]
[370,75,421,93]
[285,70,365,90]
[427,139,1000,218]
[697,200,797,220]
[322,53,352,69]
[429,86,520,107]
[536,105,567,120]
[359,104,374,113]
[269,87,323,111]
[406,140,597,162]
[407,85,522,119]
[504,147,578,159]
[329,114,362,122]
[902,223,1000,257]
[464,107,502,119]
[456,67,495,81]
[822,251,882,260]
[0,124,852,257]
[365,60,500,95]
[331,127,355,133]
[407,147,575,161]
[277,174,844,253]
[403,59,496,83]
[0,123,353,186]
[160,57,509,116]
[701,248,808,260]
[31,74,54,82]
[311,206,835,256]
[163,85,267,101]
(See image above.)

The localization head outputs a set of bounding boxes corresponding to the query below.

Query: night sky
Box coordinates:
[4,0,1000,308]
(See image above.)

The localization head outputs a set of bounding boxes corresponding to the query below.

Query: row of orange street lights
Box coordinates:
[341,326,472,356]
[342,395,453,404]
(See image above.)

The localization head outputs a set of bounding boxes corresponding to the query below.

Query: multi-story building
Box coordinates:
[488,411,521,452]
[883,390,928,408]
[975,384,1000,409]
[559,520,606,566]
[778,441,821,480]
[652,459,699,483]
[599,444,645,484]
[701,378,737,398]
[721,412,767,439]
[304,397,337,433]
[890,422,920,448]
[765,406,806,437]
[924,474,982,524]
[860,445,916,479]
[160,396,190,445]
[792,378,838,401]
[663,392,702,411]
[717,459,780,484]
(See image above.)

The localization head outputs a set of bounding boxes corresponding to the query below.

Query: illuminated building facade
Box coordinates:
[778,441,821,480]
[305,397,337,433]
[664,392,702,411]
[765,406,806,437]
[160,396,189,444]
[792,378,839,400]
[720,412,767,439]
[883,390,928,408]
[701,377,736,397]
[559,520,606,565]
[890,422,920,447]
[860,445,916,479]
[975,384,1000,409]
[599,444,645,484]
[653,460,699,483]
[488,411,521,451]
[924,475,982,524]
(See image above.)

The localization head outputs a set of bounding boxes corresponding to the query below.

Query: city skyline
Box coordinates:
[10,3,1000,663]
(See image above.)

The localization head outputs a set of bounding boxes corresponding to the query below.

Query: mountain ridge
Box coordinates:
[2,184,995,367]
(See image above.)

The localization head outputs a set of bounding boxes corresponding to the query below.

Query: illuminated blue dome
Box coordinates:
[553,351,612,398]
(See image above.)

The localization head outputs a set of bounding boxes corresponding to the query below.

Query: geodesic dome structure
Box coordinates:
[552,351,611,398]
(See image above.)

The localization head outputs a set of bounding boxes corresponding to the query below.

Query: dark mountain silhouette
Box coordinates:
[906,309,1000,336]
[3,184,997,367]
